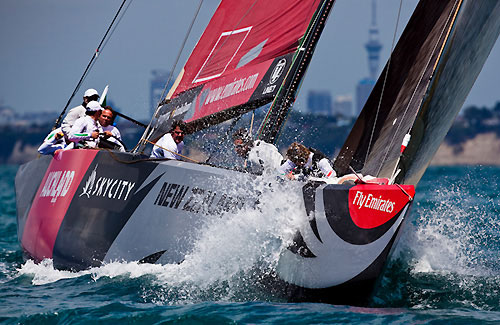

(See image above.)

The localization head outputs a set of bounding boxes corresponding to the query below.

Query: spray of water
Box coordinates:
[396,184,499,276]
[376,175,500,309]
[16,175,307,304]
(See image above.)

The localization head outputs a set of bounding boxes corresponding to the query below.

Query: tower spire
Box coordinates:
[365,0,382,80]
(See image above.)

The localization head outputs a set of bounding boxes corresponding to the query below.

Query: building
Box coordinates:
[355,0,382,115]
[150,70,171,117]
[0,106,16,126]
[332,95,353,117]
[356,78,376,115]
[307,90,332,116]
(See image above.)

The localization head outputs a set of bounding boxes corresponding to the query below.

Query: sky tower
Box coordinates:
[365,0,383,80]
[355,0,383,115]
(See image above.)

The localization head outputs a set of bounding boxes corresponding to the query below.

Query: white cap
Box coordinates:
[84,88,100,98]
[86,100,103,112]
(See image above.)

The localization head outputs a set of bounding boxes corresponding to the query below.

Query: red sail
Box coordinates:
[152,0,322,136]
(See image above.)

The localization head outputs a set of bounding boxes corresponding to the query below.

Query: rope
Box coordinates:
[376,0,461,176]
[395,183,413,201]
[257,0,332,144]
[143,138,200,163]
[204,115,243,164]
[365,0,402,164]
[141,0,259,149]
[139,0,205,150]
[52,0,130,131]
[103,148,181,165]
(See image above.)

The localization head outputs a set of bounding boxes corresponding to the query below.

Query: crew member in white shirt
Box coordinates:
[68,100,103,148]
[61,88,100,136]
[98,106,125,152]
[150,121,187,159]
[277,142,336,180]
[232,128,283,174]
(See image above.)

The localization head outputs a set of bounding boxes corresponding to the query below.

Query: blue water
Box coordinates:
[2,164,500,323]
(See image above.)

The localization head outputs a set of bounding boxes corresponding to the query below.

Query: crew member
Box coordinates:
[278,142,336,180]
[37,127,71,156]
[98,106,125,151]
[232,128,283,174]
[61,88,100,136]
[67,100,103,148]
[150,121,187,159]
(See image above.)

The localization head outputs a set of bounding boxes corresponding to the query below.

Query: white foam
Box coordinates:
[152,175,305,287]
[15,175,308,297]
[17,259,85,285]
[395,185,495,277]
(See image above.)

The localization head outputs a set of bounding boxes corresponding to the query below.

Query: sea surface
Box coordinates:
[1,164,500,324]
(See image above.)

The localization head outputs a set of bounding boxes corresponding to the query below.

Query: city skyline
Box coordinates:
[1,0,499,121]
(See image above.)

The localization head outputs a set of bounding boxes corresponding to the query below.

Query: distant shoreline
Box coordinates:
[4,132,500,167]
[431,132,500,166]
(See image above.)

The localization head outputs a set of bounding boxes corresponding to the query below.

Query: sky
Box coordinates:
[0,0,499,121]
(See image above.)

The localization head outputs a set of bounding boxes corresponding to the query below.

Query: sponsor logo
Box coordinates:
[154,181,246,215]
[204,73,259,105]
[39,170,75,203]
[79,164,136,201]
[352,191,395,213]
[270,58,286,84]
[262,58,287,95]
[262,85,276,95]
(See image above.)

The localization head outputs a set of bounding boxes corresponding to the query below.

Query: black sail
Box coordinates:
[333,0,500,186]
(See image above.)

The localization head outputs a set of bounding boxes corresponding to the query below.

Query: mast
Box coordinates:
[257,0,336,144]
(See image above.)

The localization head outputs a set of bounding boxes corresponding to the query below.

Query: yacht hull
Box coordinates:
[15,149,414,304]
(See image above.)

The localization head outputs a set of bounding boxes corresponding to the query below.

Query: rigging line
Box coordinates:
[139,0,204,150]
[75,0,134,105]
[395,183,413,201]
[205,115,243,164]
[387,0,462,182]
[142,0,259,147]
[143,138,200,163]
[52,0,130,131]
[364,0,403,165]
[257,0,328,142]
[257,4,317,138]
[376,0,461,176]
[266,0,334,145]
[100,0,134,50]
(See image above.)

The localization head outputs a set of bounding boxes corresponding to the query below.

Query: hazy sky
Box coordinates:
[1,0,499,120]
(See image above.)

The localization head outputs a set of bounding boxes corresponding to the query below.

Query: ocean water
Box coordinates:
[2,164,500,323]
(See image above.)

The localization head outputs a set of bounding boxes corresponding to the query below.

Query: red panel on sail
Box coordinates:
[171,0,321,120]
